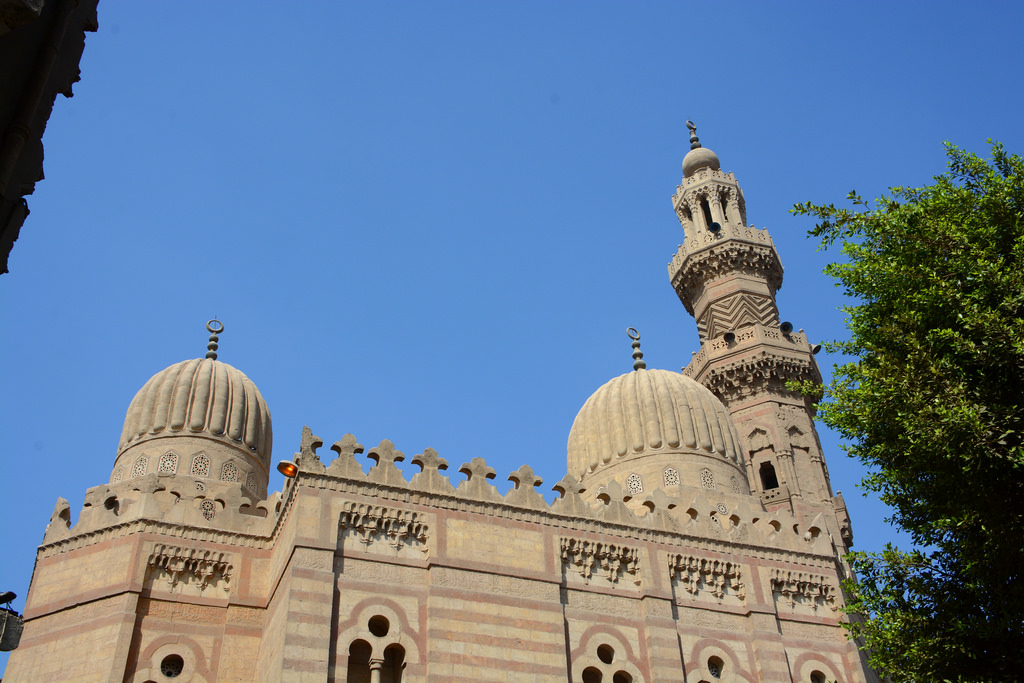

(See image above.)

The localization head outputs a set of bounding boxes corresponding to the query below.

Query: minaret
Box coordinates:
[669,122,853,549]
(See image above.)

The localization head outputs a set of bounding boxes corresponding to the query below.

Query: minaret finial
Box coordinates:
[627,327,646,371]
[686,120,701,150]
[206,319,224,360]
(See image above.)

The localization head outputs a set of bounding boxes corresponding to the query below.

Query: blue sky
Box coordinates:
[2,2,1023,671]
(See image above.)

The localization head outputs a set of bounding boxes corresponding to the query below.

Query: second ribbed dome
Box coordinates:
[567,368,741,479]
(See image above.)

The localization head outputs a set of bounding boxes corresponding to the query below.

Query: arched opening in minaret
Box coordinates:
[759,461,780,490]
[719,191,730,223]
[346,639,372,683]
[700,197,714,229]
[382,644,405,683]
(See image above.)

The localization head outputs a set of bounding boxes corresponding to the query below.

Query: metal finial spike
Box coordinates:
[627,327,646,371]
[205,319,224,360]
[685,119,701,150]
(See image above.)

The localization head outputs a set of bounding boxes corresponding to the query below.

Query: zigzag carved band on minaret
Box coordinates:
[702,293,779,339]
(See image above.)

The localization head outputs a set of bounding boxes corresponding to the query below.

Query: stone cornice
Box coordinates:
[685,341,822,407]
[669,234,782,314]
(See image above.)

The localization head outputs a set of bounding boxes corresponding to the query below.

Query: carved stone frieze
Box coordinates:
[669,239,782,315]
[145,543,233,596]
[342,558,427,586]
[560,537,640,587]
[770,568,838,613]
[689,350,822,407]
[432,566,553,600]
[701,292,780,339]
[563,588,636,616]
[139,598,225,624]
[338,501,428,554]
[669,554,745,603]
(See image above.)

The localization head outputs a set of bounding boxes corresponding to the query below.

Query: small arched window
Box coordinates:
[130,457,148,478]
[190,453,210,477]
[700,197,714,228]
[759,461,780,490]
[346,639,372,683]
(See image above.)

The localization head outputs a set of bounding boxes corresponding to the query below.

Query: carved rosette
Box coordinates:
[669,554,745,603]
[770,568,838,613]
[339,501,428,554]
[145,544,233,596]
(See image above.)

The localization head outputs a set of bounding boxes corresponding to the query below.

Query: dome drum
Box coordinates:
[584,452,749,504]
[111,434,268,499]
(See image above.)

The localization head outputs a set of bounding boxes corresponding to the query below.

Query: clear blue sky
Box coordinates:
[3,2,1023,672]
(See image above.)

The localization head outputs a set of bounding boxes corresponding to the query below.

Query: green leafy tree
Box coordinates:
[793,142,1024,682]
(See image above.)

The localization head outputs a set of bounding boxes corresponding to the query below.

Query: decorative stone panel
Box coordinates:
[663,467,680,487]
[770,568,837,613]
[339,501,428,555]
[145,543,233,597]
[190,453,210,477]
[158,451,178,474]
[700,468,715,489]
[131,456,148,478]
[221,461,238,482]
[669,554,745,604]
[560,537,640,587]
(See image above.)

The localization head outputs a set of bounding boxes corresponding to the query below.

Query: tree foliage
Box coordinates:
[793,142,1024,682]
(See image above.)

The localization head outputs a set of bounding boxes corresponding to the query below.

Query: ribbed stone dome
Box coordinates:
[567,368,742,479]
[117,357,272,467]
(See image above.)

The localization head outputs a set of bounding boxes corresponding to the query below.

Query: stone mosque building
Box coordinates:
[4,126,879,682]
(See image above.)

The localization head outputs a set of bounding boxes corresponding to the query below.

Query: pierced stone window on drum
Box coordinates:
[158,451,178,475]
[190,453,210,477]
[626,473,643,495]
[130,457,148,478]
[700,468,716,490]
[200,499,216,521]
[663,467,680,487]
[221,461,238,482]
[245,472,257,492]
[112,465,124,483]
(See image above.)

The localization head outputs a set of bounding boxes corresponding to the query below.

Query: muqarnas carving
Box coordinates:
[145,543,233,596]
[770,568,837,613]
[669,554,745,603]
[338,501,429,555]
[560,537,640,587]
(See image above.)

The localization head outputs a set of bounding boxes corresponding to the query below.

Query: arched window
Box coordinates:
[158,451,178,475]
[759,461,780,490]
[346,639,372,683]
[700,468,715,489]
[190,453,210,477]
[221,461,238,482]
[382,643,405,683]
[626,473,643,495]
[663,467,680,487]
[131,457,148,478]
[700,197,713,228]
